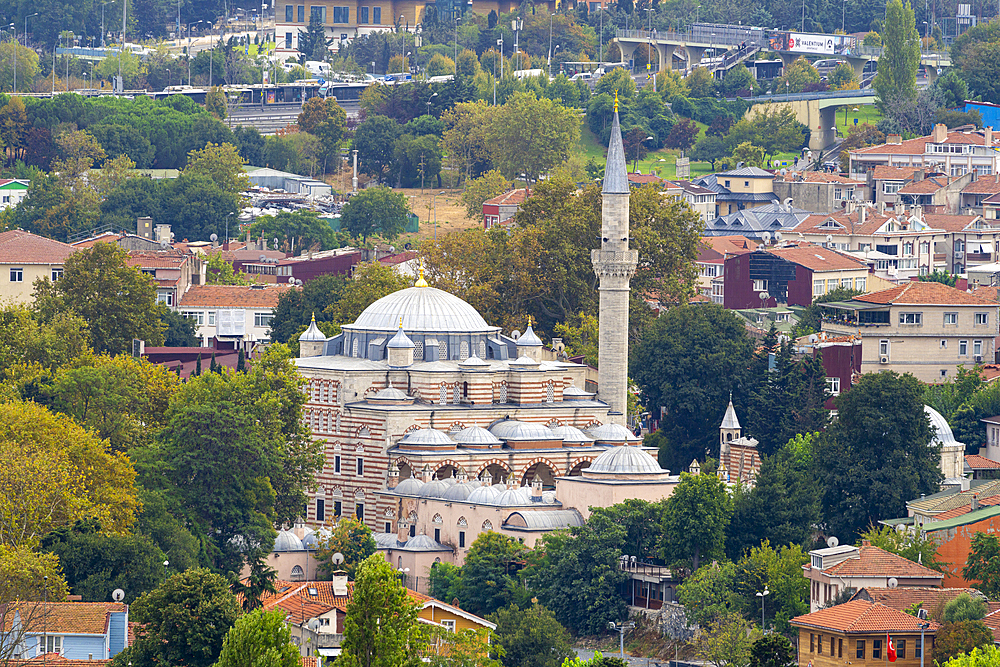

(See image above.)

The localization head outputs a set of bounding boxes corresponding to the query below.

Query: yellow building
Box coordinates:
[0,230,77,304]
[692,167,777,218]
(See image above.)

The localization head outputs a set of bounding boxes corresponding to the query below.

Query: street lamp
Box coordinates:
[187,20,205,85]
[102,2,110,47]
[756,586,770,630]
[166,67,170,88]
[512,17,522,71]
[432,190,445,239]
[634,135,654,172]
[608,621,636,660]
[919,622,930,667]
[17,13,39,94]
[426,91,437,116]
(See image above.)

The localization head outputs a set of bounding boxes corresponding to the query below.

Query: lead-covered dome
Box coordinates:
[925,405,962,447]
[346,286,497,335]
[584,444,668,477]
[273,529,304,551]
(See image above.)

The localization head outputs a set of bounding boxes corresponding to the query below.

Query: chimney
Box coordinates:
[887,134,903,145]
[331,570,348,596]
[972,493,980,511]
[860,206,866,226]
[397,519,409,543]
[913,169,923,182]
[987,126,993,147]
[933,123,948,143]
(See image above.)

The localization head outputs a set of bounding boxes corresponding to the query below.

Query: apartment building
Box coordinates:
[696,235,757,303]
[850,124,1000,183]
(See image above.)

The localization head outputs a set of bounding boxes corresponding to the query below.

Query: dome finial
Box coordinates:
[614,89,619,114]
[415,261,428,288]
[311,312,316,323]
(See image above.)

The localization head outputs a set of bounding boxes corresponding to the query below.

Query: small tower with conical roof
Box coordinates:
[592,92,638,425]
[299,313,327,358]
[720,395,742,446]
[516,317,543,361]
[387,318,415,368]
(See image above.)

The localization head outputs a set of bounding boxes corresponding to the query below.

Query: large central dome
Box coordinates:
[344,286,498,335]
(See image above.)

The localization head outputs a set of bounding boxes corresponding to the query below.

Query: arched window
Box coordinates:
[352,337,359,357]
[453,385,460,404]
[460,341,469,359]
[440,385,448,405]
[463,382,469,399]
[482,520,493,532]
[290,565,304,581]
[432,513,443,524]
[479,340,486,358]
[457,516,468,527]
[727,433,733,441]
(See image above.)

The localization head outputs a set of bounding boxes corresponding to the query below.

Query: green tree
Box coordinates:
[720,142,768,170]
[828,62,860,90]
[727,106,807,159]
[462,532,530,617]
[490,604,575,667]
[460,169,512,220]
[749,634,795,667]
[428,562,464,606]
[427,53,457,76]
[184,142,250,195]
[315,516,376,580]
[733,541,809,632]
[815,371,941,541]
[858,524,945,572]
[630,304,755,472]
[335,554,425,667]
[589,499,666,561]
[40,519,166,603]
[694,612,762,667]
[691,135,728,170]
[676,561,741,628]
[919,269,958,286]
[340,186,410,241]
[722,64,756,96]
[297,14,332,60]
[205,87,227,120]
[963,532,1000,598]
[0,304,90,376]
[206,253,254,285]
[33,243,165,354]
[777,57,820,94]
[490,92,580,186]
[933,621,995,664]
[941,646,1000,667]
[943,593,988,623]
[215,607,300,667]
[247,210,346,253]
[874,0,921,111]
[552,312,600,368]
[686,67,716,98]
[0,42,40,93]
[350,115,402,179]
[661,472,733,570]
[121,568,240,667]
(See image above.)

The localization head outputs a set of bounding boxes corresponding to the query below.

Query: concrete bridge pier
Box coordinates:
[656,44,674,70]
[684,45,704,71]
[925,65,939,84]
[779,52,799,69]
[616,40,638,68]
[813,105,838,151]
[845,55,868,79]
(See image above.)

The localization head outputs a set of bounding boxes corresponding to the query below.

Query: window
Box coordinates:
[459,531,465,547]
[157,292,174,306]
[976,312,989,325]
[334,500,342,516]
[810,634,815,652]
[951,164,967,177]
[839,639,843,659]
[744,180,750,187]
[310,5,326,21]
[752,279,768,291]
[285,4,293,20]
[724,180,731,188]
[44,636,62,656]
[899,312,922,325]
[920,241,930,254]
[255,312,274,327]
[817,634,822,654]
[51,268,63,281]
[9,268,22,282]
[359,6,369,22]
[941,339,948,348]
[334,455,341,473]
[945,312,958,325]
[441,620,456,632]
[915,638,923,658]
[961,340,969,355]
[409,523,416,538]
[355,503,364,520]
[827,278,839,292]
[834,187,843,200]
[297,5,304,21]
[830,637,835,655]
[898,640,906,659]
[385,521,391,532]
[373,6,381,23]
[356,457,364,476]
[856,640,866,659]
[883,182,903,194]
[856,276,866,291]
[285,31,292,48]
[434,528,440,542]
[841,277,853,289]
[880,339,890,356]
[904,241,914,255]
[316,498,325,521]
[873,639,882,659]
[975,340,983,356]
[814,280,825,296]
[183,311,205,326]
[826,377,841,395]
[332,6,349,22]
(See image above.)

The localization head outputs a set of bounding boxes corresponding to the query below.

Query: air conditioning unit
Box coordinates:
[976,355,984,362]
[955,250,965,258]
[917,608,929,620]
[880,356,890,364]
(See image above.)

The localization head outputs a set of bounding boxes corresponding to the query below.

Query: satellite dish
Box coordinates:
[308,618,321,631]
[761,231,772,243]
[759,291,769,301]
[827,536,839,548]
[826,234,834,243]
[511,330,521,340]
[332,552,345,565]
[888,577,898,589]
[259,254,267,262]
[774,231,783,241]
[111,589,125,602]
[210,233,218,242]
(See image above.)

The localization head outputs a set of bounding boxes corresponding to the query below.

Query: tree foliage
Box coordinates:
[215,608,301,667]
[340,186,411,241]
[489,604,575,667]
[875,0,921,111]
[461,532,531,617]
[933,621,995,665]
[461,169,512,220]
[964,532,1000,598]
[858,524,945,573]
[661,473,733,570]
[315,516,376,580]
[694,612,762,667]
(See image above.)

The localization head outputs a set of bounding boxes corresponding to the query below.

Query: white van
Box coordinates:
[305,61,331,77]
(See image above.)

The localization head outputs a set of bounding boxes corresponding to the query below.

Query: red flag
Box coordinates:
[887,634,897,663]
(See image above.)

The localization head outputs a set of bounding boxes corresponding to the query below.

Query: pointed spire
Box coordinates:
[602,90,629,195]
[721,398,741,430]
[415,261,428,288]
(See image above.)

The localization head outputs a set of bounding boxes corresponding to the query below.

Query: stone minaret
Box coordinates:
[592,93,638,425]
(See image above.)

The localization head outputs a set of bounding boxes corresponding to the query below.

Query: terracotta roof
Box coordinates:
[873,165,917,181]
[850,587,983,613]
[776,172,865,185]
[690,294,712,303]
[853,130,988,156]
[701,236,758,255]
[1,602,125,634]
[178,284,293,309]
[898,177,950,195]
[922,214,985,232]
[791,600,942,634]
[627,172,664,185]
[984,609,1000,643]
[971,286,1000,303]
[0,230,77,265]
[795,211,895,237]
[126,252,188,269]
[966,454,1000,470]
[853,281,1000,306]
[933,493,1000,520]
[11,654,112,667]
[483,189,530,207]
[821,545,944,579]
[962,175,1000,194]
[70,232,123,249]
[379,251,419,266]
[767,244,869,272]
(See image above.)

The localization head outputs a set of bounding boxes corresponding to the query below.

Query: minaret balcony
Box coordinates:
[591,249,639,277]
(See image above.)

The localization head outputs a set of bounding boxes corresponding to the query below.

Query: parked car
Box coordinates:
[814,58,847,79]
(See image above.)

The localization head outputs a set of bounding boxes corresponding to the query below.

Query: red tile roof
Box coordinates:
[126,252,189,269]
[854,281,999,306]
[767,244,869,272]
[627,173,664,185]
[850,587,983,613]
[962,175,1000,194]
[1,602,125,634]
[873,165,917,181]
[483,189,530,207]
[984,609,1000,643]
[796,211,895,237]
[0,230,77,265]
[933,493,1000,520]
[379,251,419,266]
[898,177,950,195]
[966,455,1000,470]
[178,284,293,309]
[922,214,985,232]
[776,172,865,185]
[791,600,942,634]
[854,130,987,156]
[701,236,758,255]
[821,545,944,579]
[19,654,110,666]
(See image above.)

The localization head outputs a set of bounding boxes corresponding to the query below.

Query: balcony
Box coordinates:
[968,253,992,263]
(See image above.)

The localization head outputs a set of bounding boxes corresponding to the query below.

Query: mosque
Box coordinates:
[274,99,685,589]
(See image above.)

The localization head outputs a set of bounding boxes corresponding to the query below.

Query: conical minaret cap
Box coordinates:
[602,94,630,196]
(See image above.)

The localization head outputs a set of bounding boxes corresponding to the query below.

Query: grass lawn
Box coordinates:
[832,104,883,135]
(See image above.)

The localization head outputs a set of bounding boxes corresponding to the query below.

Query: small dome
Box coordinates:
[459,354,491,368]
[453,426,503,446]
[442,481,476,501]
[509,355,540,367]
[442,475,458,486]
[542,490,557,504]
[490,420,563,442]
[370,384,411,401]
[496,487,529,507]
[926,405,962,446]
[387,326,415,349]
[302,529,320,548]
[516,324,543,346]
[587,422,642,445]
[467,484,502,504]
[373,532,399,549]
[273,529,304,552]
[562,384,594,399]
[549,424,595,444]
[587,445,665,475]
[300,315,327,342]
[403,534,448,550]
[398,429,458,448]
[347,286,496,335]
[394,475,425,495]
[421,479,450,498]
